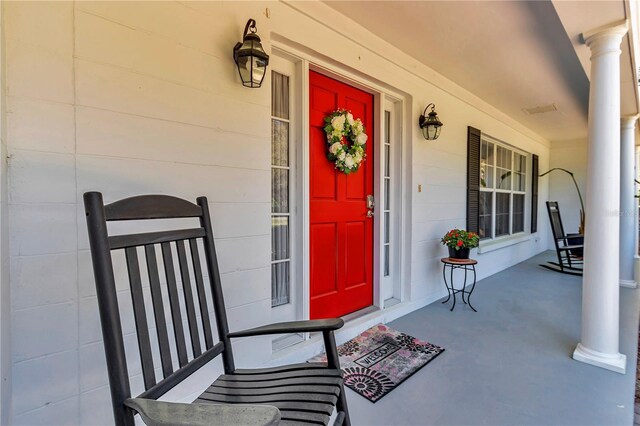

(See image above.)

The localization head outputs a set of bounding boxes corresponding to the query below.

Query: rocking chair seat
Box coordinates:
[557,244,583,251]
[195,362,344,425]
[123,399,281,426]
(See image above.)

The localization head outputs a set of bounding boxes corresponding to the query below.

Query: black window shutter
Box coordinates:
[466,126,481,233]
[531,154,539,233]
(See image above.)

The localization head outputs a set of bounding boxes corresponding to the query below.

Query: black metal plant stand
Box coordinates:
[441,257,478,312]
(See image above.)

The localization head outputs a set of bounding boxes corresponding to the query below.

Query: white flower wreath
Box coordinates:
[323,109,368,174]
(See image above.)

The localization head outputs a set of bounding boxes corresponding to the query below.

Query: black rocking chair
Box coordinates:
[540,201,584,276]
[84,192,351,426]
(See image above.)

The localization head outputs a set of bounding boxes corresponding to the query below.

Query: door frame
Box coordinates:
[271,41,411,330]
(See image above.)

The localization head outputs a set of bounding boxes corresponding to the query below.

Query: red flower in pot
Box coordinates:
[441,229,479,259]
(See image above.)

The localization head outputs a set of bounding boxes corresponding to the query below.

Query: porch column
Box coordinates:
[620,115,638,288]
[573,20,628,374]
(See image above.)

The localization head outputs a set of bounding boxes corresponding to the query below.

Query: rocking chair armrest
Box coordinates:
[228,318,344,338]
[125,398,281,426]
[565,233,584,238]
[558,244,583,250]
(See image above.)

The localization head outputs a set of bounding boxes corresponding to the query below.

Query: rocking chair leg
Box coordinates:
[323,330,351,426]
[336,384,351,426]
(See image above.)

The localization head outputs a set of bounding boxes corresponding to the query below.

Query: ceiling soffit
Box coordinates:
[324,1,636,141]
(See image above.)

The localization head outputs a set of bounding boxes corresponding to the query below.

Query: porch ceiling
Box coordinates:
[324,1,637,142]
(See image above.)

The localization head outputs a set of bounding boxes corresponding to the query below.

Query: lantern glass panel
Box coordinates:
[250,57,267,86]
[422,125,439,140]
[236,56,251,86]
[235,39,268,87]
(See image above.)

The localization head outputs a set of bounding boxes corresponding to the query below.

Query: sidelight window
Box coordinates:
[271,71,291,307]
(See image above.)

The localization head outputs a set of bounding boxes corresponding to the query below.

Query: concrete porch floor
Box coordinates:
[348,251,640,425]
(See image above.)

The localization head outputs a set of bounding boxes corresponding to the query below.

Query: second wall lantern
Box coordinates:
[233,19,270,88]
[418,103,443,140]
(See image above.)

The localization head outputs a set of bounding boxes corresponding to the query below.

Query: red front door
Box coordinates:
[309,71,374,319]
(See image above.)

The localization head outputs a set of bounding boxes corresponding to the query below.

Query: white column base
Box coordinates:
[573,343,626,374]
[619,279,637,288]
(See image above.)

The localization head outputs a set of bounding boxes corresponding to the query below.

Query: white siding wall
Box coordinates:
[548,139,588,236]
[0,2,10,423]
[3,1,551,423]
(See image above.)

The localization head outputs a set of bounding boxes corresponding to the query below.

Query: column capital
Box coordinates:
[583,19,628,43]
[582,19,628,55]
[621,114,639,129]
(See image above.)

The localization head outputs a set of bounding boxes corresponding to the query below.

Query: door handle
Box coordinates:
[366,210,374,218]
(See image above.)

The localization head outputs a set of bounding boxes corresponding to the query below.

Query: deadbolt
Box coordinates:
[366,195,375,209]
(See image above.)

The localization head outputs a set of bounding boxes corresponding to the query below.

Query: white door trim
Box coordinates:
[271,40,411,337]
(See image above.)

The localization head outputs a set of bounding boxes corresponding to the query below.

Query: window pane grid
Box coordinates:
[271,169,289,214]
[271,72,289,119]
[479,191,493,239]
[271,262,290,307]
[384,146,390,178]
[271,71,291,307]
[495,193,510,237]
[384,178,390,211]
[480,138,528,240]
[383,244,390,277]
[383,110,391,278]
[480,141,494,189]
[271,119,289,167]
[512,193,525,233]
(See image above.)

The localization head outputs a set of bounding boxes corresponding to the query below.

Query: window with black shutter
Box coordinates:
[467,127,535,239]
[467,127,481,233]
[531,154,539,233]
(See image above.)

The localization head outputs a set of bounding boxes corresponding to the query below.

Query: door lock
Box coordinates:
[366,195,374,218]
[366,195,375,209]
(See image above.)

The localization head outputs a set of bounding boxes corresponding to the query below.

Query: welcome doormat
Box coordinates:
[309,324,444,402]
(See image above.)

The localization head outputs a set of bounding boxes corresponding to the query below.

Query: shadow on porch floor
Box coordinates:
[348,251,639,425]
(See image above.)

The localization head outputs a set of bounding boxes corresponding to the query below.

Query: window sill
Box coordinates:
[477,233,532,254]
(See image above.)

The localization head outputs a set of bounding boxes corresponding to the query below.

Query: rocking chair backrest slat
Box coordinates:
[143,244,174,379]
[176,240,203,358]
[160,241,190,368]
[125,247,156,389]
[189,239,215,349]
[83,192,235,426]
[546,201,566,242]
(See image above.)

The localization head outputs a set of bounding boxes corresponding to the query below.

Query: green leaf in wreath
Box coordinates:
[324,124,333,133]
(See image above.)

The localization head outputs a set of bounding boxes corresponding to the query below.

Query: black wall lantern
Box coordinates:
[418,103,443,140]
[233,19,269,88]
